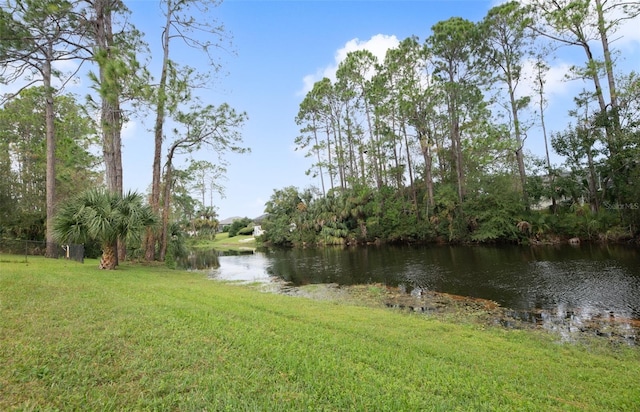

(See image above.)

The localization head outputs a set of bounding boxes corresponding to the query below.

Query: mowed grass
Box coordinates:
[191,232,257,252]
[1,256,639,411]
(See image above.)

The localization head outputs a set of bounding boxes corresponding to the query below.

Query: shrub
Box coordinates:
[238,226,254,236]
[228,217,253,237]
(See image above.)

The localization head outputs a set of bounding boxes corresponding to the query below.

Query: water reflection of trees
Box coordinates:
[180,249,221,270]
[264,244,640,319]
[178,248,260,270]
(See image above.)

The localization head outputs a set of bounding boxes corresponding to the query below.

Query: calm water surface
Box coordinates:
[180,244,640,321]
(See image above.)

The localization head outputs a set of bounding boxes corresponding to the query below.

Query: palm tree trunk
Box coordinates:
[99,242,117,270]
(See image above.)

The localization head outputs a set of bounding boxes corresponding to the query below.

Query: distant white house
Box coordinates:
[218,216,242,233]
[219,215,268,235]
[253,225,265,237]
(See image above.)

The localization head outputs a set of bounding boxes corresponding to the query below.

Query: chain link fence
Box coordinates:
[0,239,84,263]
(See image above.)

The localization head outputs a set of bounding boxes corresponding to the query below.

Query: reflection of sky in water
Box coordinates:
[401,263,448,290]
[201,247,640,341]
[528,260,640,319]
[208,254,272,283]
[196,245,640,324]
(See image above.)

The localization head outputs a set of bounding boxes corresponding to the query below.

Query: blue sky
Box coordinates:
[122,0,502,220]
[5,0,638,220]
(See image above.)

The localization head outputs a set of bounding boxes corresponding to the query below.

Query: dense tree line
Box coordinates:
[0,0,247,267]
[0,88,101,239]
[263,1,640,247]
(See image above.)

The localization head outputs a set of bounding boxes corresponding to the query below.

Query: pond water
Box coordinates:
[178,243,640,341]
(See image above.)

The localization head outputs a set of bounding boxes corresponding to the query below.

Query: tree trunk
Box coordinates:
[146,1,173,261]
[536,60,556,213]
[401,120,418,212]
[159,163,173,262]
[99,242,118,269]
[312,121,326,196]
[586,147,600,213]
[448,68,465,204]
[94,0,124,263]
[419,129,434,208]
[344,107,356,184]
[595,0,618,111]
[434,122,447,182]
[362,94,381,188]
[333,116,346,190]
[159,142,180,261]
[94,0,123,194]
[43,48,57,258]
[509,84,529,207]
[452,115,465,204]
[389,115,400,188]
[325,126,335,191]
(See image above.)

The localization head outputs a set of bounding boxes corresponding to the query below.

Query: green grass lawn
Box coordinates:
[190,232,257,252]
[1,256,639,411]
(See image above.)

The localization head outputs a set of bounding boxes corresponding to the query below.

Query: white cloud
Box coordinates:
[613,13,640,51]
[336,34,400,66]
[2,59,84,101]
[121,120,138,140]
[52,60,84,89]
[544,62,576,97]
[53,59,79,73]
[493,0,640,51]
[299,34,400,95]
[519,58,574,101]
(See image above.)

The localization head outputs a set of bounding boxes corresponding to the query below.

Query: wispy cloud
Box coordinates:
[299,34,400,96]
[2,59,84,101]
[121,120,138,141]
[517,58,574,102]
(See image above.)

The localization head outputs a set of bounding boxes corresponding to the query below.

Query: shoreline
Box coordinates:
[253,279,639,346]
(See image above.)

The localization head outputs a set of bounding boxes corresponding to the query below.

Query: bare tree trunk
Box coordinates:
[418,129,434,208]
[509,86,529,207]
[325,126,335,192]
[595,0,618,111]
[390,117,401,188]
[535,59,556,213]
[146,1,173,261]
[447,67,465,205]
[595,0,625,201]
[159,163,173,262]
[312,125,326,196]
[94,0,125,263]
[541,99,556,213]
[333,117,346,190]
[452,115,465,204]
[43,49,56,258]
[159,142,180,261]
[401,121,418,211]
[434,123,447,182]
[586,148,600,213]
[363,96,381,188]
[94,0,122,194]
[344,107,356,184]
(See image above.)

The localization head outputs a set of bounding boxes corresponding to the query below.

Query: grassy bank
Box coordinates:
[1,256,639,411]
[190,232,257,252]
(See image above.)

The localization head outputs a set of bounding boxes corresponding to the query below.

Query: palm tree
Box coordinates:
[53,189,157,269]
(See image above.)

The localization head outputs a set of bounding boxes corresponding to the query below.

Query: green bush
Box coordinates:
[238,226,254,236]
[228,217,253,237]
[165,223,188,269]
